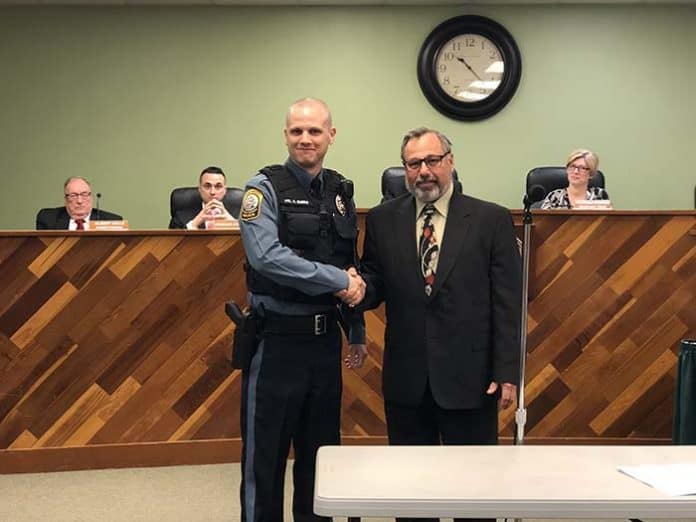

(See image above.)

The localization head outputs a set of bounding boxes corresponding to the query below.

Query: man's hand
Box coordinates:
[486,381,517,410]
[344,344,367,369]
[192,200,236,228]
[335,267,365,307]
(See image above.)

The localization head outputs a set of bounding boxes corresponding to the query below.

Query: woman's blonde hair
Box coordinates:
[566,149,599,176]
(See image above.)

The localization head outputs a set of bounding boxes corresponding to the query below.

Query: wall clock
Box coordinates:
[417,15,522,121]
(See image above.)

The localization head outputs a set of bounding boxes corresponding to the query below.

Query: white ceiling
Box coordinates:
[1,0,694,5]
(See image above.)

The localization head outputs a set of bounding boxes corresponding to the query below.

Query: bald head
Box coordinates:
[283,97,336,175]
[286,97,332,128]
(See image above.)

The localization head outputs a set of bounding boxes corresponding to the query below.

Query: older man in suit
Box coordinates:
[36,176,122,230]
[356,127,522,522]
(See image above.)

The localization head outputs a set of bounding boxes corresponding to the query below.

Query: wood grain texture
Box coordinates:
[503,212,696,440]
[0,232,246,453]
[0,213,694,472]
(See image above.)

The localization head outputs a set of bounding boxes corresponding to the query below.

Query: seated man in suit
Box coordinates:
[36,176,122,230]
[169,166,238,229]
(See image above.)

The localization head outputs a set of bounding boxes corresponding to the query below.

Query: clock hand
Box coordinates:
[456,56,482,80]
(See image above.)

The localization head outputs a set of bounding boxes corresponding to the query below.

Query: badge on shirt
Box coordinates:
[241,188,263,221]
[335,194,347,216]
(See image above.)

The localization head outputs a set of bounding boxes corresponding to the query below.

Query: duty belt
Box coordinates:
[262,310,336,336]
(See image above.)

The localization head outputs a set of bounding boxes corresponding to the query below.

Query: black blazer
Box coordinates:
[35,207,123,230]
[361,192,522,409]
[169,208,200,229]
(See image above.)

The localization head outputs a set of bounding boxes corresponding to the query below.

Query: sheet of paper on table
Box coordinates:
[618,463,696,496]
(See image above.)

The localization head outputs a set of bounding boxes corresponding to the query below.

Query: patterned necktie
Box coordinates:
[75,219,85,230]
[419,204,438,296]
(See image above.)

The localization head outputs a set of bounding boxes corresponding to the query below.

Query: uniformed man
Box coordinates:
[238,98,367,522]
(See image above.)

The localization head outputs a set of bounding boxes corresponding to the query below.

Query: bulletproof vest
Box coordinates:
[246,164,358,305]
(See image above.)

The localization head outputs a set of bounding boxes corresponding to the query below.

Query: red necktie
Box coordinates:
[419,204,438,296]
[75,219,85,230]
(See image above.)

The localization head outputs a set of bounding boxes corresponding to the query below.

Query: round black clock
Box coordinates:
[417,15,522,121]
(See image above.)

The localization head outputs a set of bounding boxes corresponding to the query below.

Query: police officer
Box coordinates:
[238,98,367,522]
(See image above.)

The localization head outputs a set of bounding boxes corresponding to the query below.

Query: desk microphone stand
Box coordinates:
[510,194,536,522]
[515,195,535,446]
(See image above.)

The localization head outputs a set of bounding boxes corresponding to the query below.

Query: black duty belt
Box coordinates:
[262,309,337,336]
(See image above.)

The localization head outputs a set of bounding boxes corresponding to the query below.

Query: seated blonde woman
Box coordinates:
[541,149,609,209]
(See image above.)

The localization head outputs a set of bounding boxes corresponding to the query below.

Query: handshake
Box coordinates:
[334,266,365,307]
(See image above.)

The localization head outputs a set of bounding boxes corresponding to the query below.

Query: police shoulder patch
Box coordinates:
[241,188,263,221]
[335,194,347,216]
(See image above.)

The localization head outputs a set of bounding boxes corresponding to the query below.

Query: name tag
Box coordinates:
[282,198,310,206]
[89,220,129,230]
[574,200,613,210]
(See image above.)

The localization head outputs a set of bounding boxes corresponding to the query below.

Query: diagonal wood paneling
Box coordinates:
[0,232,247,451]
[499,212,696,440]
[0,212,694,473]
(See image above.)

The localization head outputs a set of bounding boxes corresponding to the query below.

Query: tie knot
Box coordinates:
[422,204,436,218]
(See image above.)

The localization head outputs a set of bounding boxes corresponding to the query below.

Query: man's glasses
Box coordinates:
[403,152,451,172]
[64,192,91,201]
[567,164,591,173]
[201,183,225,191]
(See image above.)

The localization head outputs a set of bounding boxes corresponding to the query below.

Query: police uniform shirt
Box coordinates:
[239,159,365,343]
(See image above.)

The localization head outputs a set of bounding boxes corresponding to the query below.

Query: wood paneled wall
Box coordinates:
[500,211,695,442]
[0,212,694,472]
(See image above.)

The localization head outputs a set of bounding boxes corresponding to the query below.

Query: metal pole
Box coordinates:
[512,201,534,522]
[515,212,532,446]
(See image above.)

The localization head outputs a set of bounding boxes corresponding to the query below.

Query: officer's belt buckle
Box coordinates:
[314,314,327,335]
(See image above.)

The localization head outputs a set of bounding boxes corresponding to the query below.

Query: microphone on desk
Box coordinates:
[96,192,102,219]
[523,185,546,211]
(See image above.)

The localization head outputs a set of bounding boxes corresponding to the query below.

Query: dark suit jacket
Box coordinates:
[361,192,522,410]
[168,208,200,229]
[35,207,123,230]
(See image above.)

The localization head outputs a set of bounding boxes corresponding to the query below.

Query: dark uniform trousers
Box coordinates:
[385,383,499,522]
[240,319,342,522]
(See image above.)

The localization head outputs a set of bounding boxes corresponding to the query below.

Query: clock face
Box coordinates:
[417,15,522,121]
[435,34,504,103]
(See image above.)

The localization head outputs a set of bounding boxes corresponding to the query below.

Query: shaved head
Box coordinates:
[286,97,332,128]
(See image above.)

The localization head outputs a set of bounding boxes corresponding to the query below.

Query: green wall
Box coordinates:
[1,5,694,229]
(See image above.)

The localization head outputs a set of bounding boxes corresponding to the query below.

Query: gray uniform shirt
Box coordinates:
[240,159,365,344]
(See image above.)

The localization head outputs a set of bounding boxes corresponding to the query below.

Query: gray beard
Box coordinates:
[406,177,449,203]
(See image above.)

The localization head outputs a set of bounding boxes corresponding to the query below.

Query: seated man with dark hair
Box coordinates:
[169,166,239,229]
[36,176,122,230]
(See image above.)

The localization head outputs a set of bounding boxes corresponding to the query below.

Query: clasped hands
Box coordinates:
[192,199,237,229]
[335,266,365,307]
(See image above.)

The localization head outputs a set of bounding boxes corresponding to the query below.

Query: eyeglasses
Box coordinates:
[201,183,225,191]
[64,191,91,201]
[567,164,591,173]
[403,152,451,172]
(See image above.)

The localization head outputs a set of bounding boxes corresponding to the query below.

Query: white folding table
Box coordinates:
[314,445,696,519]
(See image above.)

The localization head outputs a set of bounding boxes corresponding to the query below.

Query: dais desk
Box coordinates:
[1,211,695,473]
[314,445,696,518]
